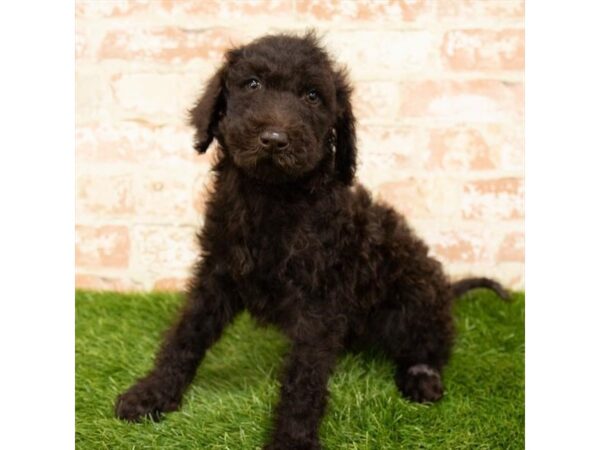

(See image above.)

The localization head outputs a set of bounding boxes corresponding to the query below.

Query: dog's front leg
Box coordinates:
[115,271,241,421]
[265,336,341,450]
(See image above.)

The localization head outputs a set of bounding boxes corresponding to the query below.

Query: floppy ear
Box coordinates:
[188,66,227,153]
[333,70,357,185]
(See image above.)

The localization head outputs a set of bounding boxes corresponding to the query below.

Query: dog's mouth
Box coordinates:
[223,123,322,182]
[232,144,308,179]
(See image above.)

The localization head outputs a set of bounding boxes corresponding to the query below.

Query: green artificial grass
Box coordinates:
[76,290,524,449]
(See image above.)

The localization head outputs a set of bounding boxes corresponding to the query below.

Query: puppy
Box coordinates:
[115,32,509,450]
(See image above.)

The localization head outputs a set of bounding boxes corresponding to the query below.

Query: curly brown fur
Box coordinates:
[115,32,509,449]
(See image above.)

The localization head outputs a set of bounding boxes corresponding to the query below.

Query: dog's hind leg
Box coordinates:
[115,266,242,421]
[369,290,455,403]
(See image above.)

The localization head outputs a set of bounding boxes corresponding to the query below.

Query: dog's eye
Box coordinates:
[245,78,262,91]
[305,89,320,104]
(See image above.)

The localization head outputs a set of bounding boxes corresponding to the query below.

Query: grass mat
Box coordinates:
[76,290,524,449]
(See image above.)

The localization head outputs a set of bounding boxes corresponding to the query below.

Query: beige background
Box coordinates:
[75,0,524,291]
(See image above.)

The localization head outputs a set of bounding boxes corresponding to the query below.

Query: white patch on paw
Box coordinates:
[407,364,439,377]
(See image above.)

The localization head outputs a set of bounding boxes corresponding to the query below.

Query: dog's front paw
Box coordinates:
[264,441,321,450]
[396,364,444,403]
[115,379,180,422]
[264,433,322,450]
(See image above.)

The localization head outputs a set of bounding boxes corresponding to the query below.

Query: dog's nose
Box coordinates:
[259,130,289,150]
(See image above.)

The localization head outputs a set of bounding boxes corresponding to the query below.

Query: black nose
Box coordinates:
[259,130,289,150]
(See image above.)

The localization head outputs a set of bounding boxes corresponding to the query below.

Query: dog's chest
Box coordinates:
[221,203,329,309]
[229,212,322,278]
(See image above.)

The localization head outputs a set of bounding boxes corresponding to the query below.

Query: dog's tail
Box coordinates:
[450,277,510,301]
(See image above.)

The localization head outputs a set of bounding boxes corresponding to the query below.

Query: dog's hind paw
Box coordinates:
[396,364,444,403]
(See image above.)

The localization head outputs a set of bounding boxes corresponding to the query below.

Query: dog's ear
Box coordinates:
[333,69,357,185]
[188,65,228,153]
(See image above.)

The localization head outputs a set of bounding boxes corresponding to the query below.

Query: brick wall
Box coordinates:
[75,0,524,292]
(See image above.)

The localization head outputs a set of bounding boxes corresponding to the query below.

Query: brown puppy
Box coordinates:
[115,32,508,450]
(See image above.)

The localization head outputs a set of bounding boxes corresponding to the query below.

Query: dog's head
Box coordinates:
[189,32,357,185]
